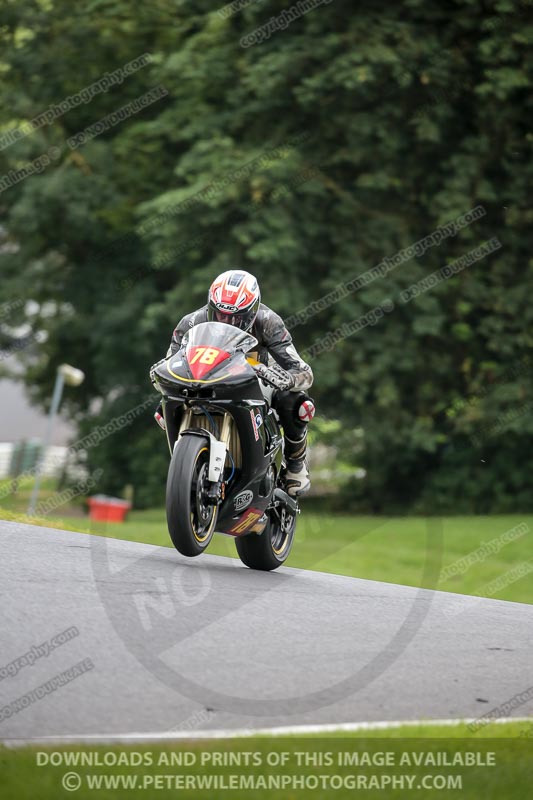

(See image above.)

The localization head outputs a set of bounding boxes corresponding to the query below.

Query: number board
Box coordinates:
[186,346,230,380]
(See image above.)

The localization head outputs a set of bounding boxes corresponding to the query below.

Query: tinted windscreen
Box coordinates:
[181,321,258,354]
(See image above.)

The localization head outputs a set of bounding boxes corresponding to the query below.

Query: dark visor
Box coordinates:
[214,310,250,329]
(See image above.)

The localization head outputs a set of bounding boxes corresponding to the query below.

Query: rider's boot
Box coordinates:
[282,432,311,496]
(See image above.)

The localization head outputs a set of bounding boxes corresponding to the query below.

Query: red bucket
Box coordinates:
[88,495,132,523]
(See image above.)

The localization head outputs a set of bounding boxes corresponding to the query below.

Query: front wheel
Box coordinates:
[166,435,217,557]
[235,507,296,571]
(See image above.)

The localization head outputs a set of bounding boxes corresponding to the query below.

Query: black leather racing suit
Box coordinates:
[167,303,314,464]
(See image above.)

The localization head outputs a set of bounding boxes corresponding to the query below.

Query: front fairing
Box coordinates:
[152,322,259,392]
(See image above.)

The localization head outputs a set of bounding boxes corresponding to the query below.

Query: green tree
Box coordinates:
[0,0,531,510]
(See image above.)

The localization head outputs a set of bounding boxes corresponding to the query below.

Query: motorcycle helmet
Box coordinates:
[207,270,261,331]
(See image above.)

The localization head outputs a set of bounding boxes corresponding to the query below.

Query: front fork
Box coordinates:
[177,410,233,505]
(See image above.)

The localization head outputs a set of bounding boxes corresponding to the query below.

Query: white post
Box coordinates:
[27,364,85,516]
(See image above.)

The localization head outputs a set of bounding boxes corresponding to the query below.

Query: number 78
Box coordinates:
[189,347,220,365]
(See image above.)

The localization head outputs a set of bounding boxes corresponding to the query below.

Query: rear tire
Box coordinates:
[166,435,217,557]
[235,508,296,571]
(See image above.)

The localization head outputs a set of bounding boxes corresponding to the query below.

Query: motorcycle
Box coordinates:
[150,321,300,571]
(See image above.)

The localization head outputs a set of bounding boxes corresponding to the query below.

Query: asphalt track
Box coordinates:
[1,521,532,739]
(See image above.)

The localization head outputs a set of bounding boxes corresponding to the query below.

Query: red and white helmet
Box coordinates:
[207,270,261,331]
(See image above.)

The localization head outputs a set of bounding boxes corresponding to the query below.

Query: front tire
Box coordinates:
[166,435,217,557]
[235,508,296,571]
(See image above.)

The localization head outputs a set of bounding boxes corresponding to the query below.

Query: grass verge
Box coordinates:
[1,721,532,799]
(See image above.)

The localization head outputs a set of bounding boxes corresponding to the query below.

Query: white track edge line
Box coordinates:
[2,716,532,747]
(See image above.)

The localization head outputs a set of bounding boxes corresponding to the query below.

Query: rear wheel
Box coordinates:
[235,506,296,571]
[166,435,217,557]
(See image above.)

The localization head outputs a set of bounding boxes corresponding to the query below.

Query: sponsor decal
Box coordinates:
[249,513,268,533]
[255,412,263,428]
[250,408,260,440]
[228,508,263,535]
[234,489,253,511]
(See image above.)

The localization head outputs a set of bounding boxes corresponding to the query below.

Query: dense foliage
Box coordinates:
[0,0,532,511]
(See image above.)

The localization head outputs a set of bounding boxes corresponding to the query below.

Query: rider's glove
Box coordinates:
[254,363,295,391]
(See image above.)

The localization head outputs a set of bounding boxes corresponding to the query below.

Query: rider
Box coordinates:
[156,270,315,496]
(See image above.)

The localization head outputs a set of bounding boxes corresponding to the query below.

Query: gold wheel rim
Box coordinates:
[272,537,288,556]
